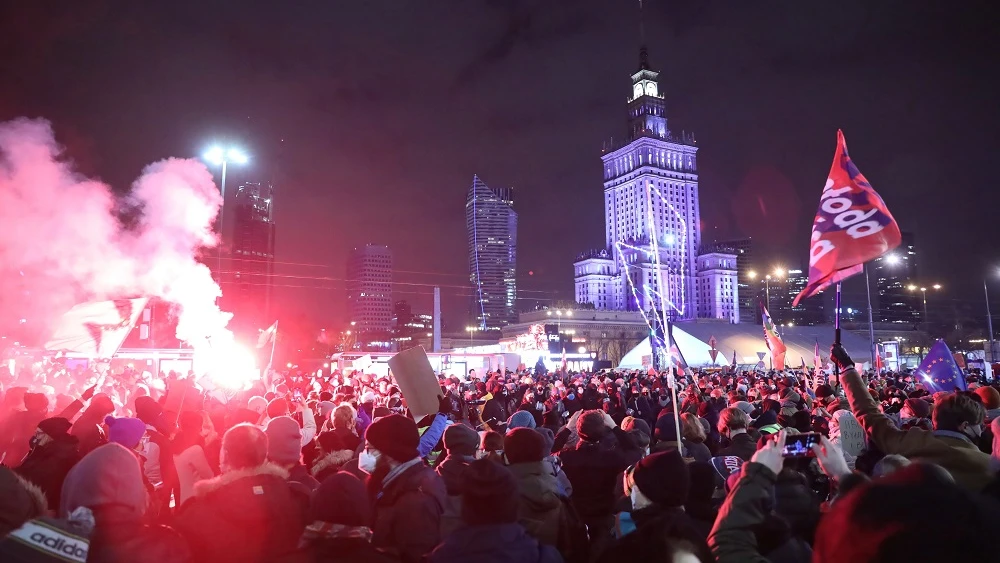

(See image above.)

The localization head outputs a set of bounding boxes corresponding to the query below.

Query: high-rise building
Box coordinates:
[573,46,736,321]
[391,300,432,350]
[466,175,517,331]
[346,245,393,333]
[872,231,919,324]
[783,268,825,325]
[704,238,754,322]
[229,181,275,334]
[696,253,739,323]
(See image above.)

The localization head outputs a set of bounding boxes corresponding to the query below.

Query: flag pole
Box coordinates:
[864,264,877,372]
[834,283,843,380]
[267,321,278,374]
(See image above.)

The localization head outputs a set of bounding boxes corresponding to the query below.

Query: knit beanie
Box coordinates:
[577,410,608,442]
[265,416,303,465]
[535,427,556,455]
[733,401,756,416]
[710,456,744,490]
[460,459,519,526]
[364,414,419,463]
[60,443,148,518]
[133,396,162,426]
[0,516,90,563]
[310,472,371,526]
[443,424,479,457]
[37,417,72,439]
[221,423,268,470]
[632,450,689,507]
[815,384,835,400]
[903,398,932,419]
[654,413,680,443]
[507,410,537,430]
[504,428,546,464]
[104,417,146,449]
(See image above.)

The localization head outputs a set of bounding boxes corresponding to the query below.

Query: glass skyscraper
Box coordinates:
[466,175,517,331]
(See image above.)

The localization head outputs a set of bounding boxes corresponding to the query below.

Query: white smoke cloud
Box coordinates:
[0,118,233,351]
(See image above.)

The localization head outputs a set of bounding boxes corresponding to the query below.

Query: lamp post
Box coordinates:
[202,145,249,283]
[465,326,477,347]
[908,283,941,342]
[987,274,996,364]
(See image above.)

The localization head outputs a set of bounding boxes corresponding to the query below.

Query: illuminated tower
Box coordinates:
[466,175,517,331]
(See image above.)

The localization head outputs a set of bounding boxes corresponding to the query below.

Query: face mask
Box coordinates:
[966,424,983,440]
[359,449,379,474]
[577,387,584,394]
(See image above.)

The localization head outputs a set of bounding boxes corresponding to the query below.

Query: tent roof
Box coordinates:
[618,322,872,369]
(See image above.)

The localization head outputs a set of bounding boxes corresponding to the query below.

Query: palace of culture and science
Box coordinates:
[573,46,739,323]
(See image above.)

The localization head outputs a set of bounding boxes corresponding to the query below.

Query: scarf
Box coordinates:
[299,522,373,548]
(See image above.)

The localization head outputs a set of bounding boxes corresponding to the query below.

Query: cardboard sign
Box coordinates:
[387,346,441,421]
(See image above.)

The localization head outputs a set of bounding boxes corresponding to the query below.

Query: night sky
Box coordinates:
[2,1,997,332]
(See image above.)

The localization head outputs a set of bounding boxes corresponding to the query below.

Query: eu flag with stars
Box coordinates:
[914,339,966,392]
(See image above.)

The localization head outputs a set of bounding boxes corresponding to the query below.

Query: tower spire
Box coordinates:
[638,0,650,70]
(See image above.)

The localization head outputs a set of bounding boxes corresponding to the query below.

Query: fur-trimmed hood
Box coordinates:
[192,462,289,498]
[0,467,47,532]
[311,450,354,477]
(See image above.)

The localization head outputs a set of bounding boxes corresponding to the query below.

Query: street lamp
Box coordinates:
[907,283,941,338]
[465,326,477,347]
[202,145,249,282]
[986,270,999,363]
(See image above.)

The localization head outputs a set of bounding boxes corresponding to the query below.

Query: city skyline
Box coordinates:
[1,2,996,338]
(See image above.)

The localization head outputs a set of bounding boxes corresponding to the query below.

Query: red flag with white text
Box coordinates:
[793,130,901,306]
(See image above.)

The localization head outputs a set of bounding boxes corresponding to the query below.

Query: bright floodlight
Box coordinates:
[748,270,757,279]
[203,146,224,165]
[565,310,572,317]
[664,233,675,245]
[885,254,900,265]
[907,284,917,291]
[226,148,249,164]
[773,267,785,278]
[933,284,942,290]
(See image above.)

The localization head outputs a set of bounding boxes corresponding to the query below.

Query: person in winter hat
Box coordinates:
[70,393,114,457]
[0,392,49,467]
[266,415,320,495]
[15,417,80,510]
[300,472,397,563]
[105,416,147,451]
[362,414,446,563]
[601,449,710,562]
[558,410,629,556]
[504,428,564,549]
[132,396,178,521]
[535,427,573,496]
[174,423,307,563]
[60,443,190,562]
[436,424,479,536]
[428,459,562,563]
[507,410,537,430]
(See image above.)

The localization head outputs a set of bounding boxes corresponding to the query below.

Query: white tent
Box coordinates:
[618,325,716,369]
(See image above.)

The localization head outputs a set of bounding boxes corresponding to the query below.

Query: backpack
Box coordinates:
[555,495,589,563]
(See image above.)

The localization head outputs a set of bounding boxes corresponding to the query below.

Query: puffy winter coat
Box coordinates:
[371,461,446,563]
[507,461,563,547]
[428,523,563,563]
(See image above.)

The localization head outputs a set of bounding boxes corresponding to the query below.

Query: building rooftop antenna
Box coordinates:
[638,0,650,70]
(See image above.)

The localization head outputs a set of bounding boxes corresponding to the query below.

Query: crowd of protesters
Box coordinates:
[2,343,1000,562]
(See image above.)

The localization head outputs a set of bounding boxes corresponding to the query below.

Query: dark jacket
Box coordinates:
[507,461,563,546]
[306,538,398,563]
[87,505,192,563]
[288,463,321,495]
[428,523,563,563]
[841,366,995,491]
[435,454,473,537]
[175,462,307,563]
[599,505,711,563]
[333,426,362,454]
[481,397,510,432]
[558,440,629,520]
[708,462,813,563]
[719,432,757,462]
[15,433,80,510]
[371,461,446,563]
[686,440,712,463]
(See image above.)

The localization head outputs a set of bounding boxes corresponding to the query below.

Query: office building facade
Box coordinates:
[466,175,517,331]
[229,181,276,334]
[346,245,393,333]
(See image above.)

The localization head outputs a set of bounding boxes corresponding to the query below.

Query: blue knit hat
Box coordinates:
[104,416,146,449]
[507,410,536,430]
